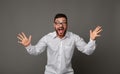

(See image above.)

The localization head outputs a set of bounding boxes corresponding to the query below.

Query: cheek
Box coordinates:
[54,25,58,30]
[64,26,67,30]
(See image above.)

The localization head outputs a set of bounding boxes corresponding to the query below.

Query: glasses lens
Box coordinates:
[55,22,67,25]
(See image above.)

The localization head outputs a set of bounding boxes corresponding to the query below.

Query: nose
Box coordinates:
[59,23,63,27]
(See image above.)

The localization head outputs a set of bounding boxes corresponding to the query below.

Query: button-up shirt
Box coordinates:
[26,31,96,74]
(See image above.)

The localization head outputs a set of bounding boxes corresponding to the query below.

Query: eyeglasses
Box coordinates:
[54,22,67,26]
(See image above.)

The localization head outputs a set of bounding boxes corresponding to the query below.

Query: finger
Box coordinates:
[18,33,24,39]
[97,29,103,33]
[18,40,22,44]
[29,35,32,42]
[93,26,99,32]
[95,26,101,30]
[90,30,92,34]
[17,36,22,41]
[21,32,27,39]
[95,26,101,29]
[96,34,101,37]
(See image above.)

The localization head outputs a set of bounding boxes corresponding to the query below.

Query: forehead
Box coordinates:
[55,17,67,22]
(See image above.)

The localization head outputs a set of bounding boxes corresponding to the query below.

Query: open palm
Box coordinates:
[90,26,102,40]
[17,32,32,47]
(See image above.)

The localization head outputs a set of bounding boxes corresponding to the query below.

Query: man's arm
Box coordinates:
[17,32,47,55]
[75,26,102,55]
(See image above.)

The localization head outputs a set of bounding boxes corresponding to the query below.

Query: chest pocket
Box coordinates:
[63,40,74,49]
[63,42,75,59]
[47,41,59,52]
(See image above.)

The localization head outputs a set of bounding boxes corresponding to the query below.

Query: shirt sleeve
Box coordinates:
[75,35,96,55]
[25,35,47,55]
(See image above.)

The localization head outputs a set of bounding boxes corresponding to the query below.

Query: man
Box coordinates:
[17,13,102,74]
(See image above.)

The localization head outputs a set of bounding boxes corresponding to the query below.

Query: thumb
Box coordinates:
[90,30,92,34]
[29,35,32,42]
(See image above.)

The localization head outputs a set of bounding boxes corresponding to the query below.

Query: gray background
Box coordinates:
[0,0,120,74]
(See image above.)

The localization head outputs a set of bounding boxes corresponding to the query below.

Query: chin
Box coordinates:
[59,34,64,37]
[58,32,65,37]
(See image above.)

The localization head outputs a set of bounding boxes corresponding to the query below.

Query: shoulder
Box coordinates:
[39,32,55,42]
[68,31,80,38]
[68,31,83,41]
[47,31,56,36]
[43,31,56,38]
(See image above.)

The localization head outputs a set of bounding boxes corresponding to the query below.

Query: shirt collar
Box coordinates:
[52,31,69,39]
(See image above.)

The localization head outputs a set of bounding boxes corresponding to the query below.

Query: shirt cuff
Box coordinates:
[90,38,96,43]
[25,44,32,50]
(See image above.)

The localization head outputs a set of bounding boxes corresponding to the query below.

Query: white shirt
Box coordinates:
[26,31,96,74]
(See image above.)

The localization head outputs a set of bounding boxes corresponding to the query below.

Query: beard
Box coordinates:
[55,27,67,38]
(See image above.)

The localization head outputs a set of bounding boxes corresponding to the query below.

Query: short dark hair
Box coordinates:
[54,13,68,23]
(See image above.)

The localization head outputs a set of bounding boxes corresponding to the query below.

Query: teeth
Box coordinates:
[58,28,64,30]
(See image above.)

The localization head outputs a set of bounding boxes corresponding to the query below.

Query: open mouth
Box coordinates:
[58,28,64,34]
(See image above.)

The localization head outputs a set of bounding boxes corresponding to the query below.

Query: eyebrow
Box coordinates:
[55,20,66,22]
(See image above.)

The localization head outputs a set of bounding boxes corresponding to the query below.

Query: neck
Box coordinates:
[58,35,64,39]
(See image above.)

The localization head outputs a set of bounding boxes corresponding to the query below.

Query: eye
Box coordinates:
[54,22,59,25]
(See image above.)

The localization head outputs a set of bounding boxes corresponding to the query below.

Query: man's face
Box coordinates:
[54,17,67,38]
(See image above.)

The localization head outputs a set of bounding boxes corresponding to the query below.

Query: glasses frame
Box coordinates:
[54,21,67,26]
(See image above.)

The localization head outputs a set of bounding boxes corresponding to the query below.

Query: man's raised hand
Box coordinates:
[17,32,32,47]
[90,26,102,40]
